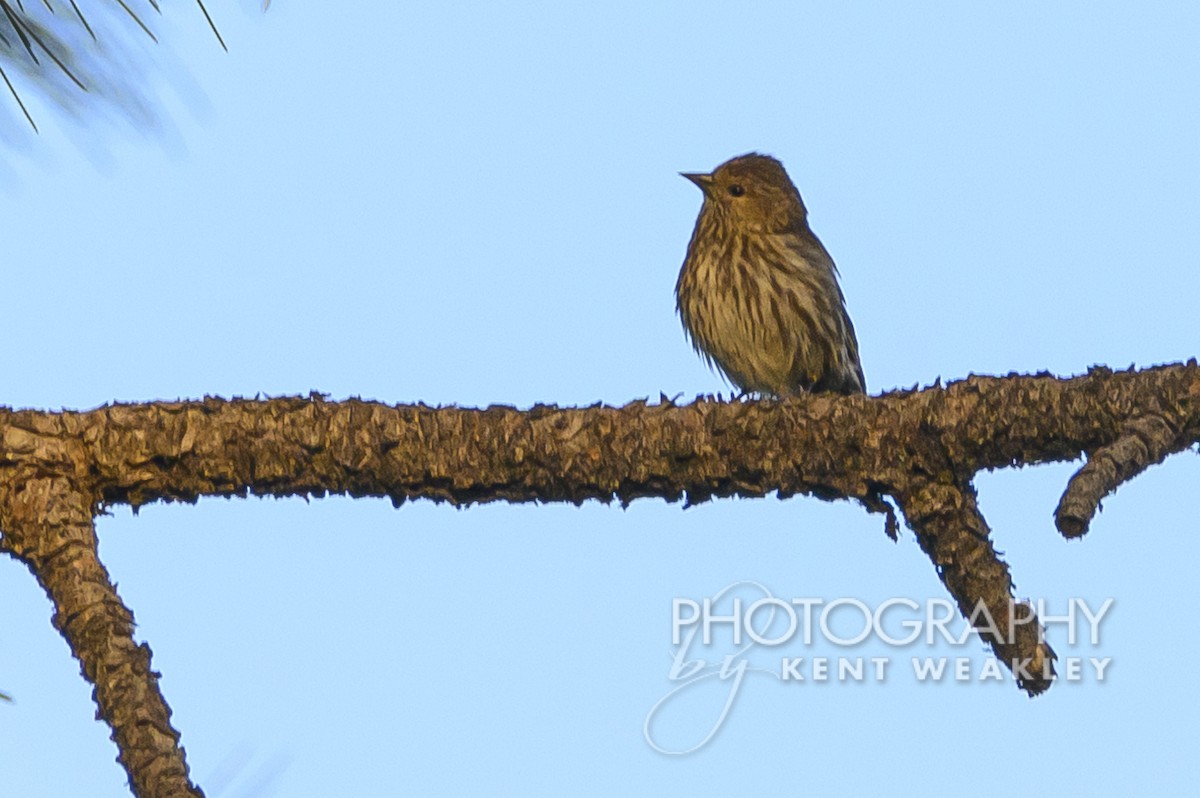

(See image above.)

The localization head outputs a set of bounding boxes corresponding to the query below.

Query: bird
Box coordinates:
[675,152,865,396]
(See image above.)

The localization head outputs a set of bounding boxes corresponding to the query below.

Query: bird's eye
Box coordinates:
[728,184,746,197]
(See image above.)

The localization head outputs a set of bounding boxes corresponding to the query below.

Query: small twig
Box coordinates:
[1056,414,1180,537]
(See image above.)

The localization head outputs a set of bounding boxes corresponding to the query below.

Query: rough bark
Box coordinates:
[1,361,1198,797]
[0,478,201,797]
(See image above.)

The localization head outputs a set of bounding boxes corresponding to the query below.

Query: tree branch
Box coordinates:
[1056,413,1183,538]
[0,475,202,798]
[900,477,1055,693]
[1,361,1198,797]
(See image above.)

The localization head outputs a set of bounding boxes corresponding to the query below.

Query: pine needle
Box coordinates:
[196,0,226,52]
[1,1,40,64]
[7,5,87,90]
[0,62,36,131]
[113,0,157,43]
[67,0,95,41]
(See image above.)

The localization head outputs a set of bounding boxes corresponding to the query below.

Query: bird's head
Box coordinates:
[682,152,809,234]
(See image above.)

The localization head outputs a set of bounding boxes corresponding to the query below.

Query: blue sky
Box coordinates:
[2,2,1199,795]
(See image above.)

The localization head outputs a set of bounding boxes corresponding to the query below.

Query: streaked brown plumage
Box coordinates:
[675,152,865,396]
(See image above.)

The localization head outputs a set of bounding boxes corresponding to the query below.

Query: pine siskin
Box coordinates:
[675,153,865,396]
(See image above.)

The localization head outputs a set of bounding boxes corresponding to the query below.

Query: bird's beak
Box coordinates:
[681,172,715,193]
